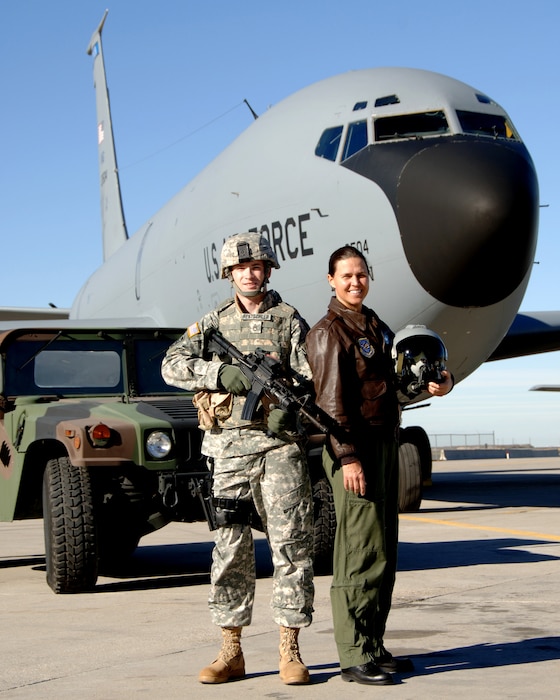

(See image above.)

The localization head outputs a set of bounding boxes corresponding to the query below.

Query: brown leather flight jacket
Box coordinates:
[306,297,401,464]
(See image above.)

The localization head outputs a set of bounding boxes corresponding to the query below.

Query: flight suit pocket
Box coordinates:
[341,495,386,586]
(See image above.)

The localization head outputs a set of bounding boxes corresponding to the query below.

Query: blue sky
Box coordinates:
[1,0,559,446]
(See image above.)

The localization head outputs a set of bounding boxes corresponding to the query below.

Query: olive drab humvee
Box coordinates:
[0,327,210,593]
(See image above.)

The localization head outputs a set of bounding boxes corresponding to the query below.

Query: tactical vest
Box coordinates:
[213,292,296,427]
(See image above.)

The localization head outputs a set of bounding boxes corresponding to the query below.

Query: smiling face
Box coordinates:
[230,260,268,298]
[328,255,370,311]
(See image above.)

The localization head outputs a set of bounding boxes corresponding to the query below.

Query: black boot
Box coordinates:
[341,662,394,685]
[374,646,414,673]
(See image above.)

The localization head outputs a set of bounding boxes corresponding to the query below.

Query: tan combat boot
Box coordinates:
[279,626,310,684]
[198,626,245,684]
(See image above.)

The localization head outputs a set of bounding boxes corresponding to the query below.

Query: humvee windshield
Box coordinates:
[1,329,183,398]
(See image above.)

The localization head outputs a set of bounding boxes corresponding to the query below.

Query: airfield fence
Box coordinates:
[428,432,496,448]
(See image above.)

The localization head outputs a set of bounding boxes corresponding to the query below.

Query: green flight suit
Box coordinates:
[323,434,399,668]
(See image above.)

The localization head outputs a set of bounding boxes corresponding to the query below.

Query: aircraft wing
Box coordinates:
[0,317,160,334]
[530,385,560,391]
[487,310,560,361]
[0,307,70,322]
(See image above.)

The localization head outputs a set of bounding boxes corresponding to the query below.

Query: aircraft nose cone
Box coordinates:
[396,140,539,307]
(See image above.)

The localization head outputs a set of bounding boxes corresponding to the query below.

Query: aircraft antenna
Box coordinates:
[244,98,259,120]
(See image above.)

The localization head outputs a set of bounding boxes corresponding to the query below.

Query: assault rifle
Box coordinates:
[206,327,333,435]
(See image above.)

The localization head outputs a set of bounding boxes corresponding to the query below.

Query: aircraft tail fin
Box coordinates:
[87,10,128,261]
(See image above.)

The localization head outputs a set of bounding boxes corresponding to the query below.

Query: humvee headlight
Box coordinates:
[146,431,173,459]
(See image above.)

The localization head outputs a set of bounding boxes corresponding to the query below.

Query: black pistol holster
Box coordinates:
[212,496,264,531]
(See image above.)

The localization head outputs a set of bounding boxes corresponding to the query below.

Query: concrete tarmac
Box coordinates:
[1,457,559,699]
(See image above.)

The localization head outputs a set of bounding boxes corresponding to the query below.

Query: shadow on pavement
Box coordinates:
[28,537,275,593]
[398,536,560,571]
[424,467,560,511]
[405,636,560,676]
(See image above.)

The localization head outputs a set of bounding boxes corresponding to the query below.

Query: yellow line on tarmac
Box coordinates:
[400,515,560,542]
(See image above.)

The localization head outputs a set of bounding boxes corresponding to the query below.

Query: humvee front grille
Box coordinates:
[139,398,198,423]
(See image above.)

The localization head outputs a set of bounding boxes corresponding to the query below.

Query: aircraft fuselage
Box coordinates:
[71,58,539,386]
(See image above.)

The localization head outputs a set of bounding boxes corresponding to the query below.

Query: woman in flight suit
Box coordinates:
[306,245,453,685]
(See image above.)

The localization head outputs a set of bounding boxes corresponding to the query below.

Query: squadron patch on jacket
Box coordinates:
[358,337,375,358]
[187,322,201,338]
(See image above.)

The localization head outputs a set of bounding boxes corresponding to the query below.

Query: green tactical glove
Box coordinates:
[217,364,251,395]
[267,408,295,436]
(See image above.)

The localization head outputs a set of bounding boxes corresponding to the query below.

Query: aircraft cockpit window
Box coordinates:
[374,111,449,141]
[375,94,400,107]
[341,120,368,161]
[475,93,493,104]
[353,101,368,111]
[456,110,518,140]
[315,125,344,161]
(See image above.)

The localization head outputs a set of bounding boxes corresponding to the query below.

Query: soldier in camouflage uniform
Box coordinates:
[162,233,314,685]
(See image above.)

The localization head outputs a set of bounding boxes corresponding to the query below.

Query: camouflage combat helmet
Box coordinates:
[220,232,280,279]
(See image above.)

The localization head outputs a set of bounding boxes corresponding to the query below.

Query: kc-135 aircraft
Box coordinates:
[4,11,560,482]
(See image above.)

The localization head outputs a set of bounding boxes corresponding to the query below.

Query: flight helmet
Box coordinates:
[220,232,280,296]
[392,325,448,401]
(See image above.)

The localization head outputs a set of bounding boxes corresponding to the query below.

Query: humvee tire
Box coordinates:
[42,457,98,593]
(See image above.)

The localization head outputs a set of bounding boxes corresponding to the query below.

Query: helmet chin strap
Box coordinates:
[232,282,267,298]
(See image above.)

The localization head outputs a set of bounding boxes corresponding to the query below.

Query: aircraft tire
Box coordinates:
[42,457,98,594]
[398,441,423,512]
[400,425,433,485]
[312,476,335,575]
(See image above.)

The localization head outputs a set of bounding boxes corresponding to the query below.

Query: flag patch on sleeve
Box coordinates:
[187,322,201,338]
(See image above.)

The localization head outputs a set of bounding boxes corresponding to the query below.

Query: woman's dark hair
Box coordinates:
[328,245,371,277]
